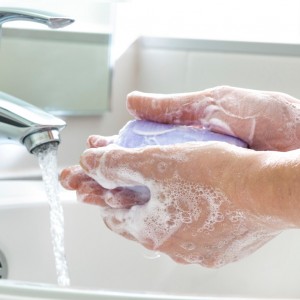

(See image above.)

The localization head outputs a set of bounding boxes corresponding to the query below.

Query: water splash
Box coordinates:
[33,142,70,287]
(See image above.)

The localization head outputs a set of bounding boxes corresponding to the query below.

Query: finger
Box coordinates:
[59,165,109,206]
[127,90,214,125]
[102,196,183,251]
[102,206,156,249]
[78,182,150,208]
[79,145,182,189]
[81,185,149,208]
[108,186,150,208]
[102,209,138,242]
[60,165,149,208]
[60,165,88,190]
[76,179,110,207]
[86,135,117,148]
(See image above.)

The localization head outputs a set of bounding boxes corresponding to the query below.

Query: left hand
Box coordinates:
[60,140,294,268]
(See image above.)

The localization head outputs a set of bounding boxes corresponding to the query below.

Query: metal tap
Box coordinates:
[0,8,74,153]
[0,7,74,28]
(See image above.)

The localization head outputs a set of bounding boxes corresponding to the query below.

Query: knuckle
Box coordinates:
[212,85,233,98]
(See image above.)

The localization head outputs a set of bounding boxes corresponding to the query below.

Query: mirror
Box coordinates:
[0,1,114,116]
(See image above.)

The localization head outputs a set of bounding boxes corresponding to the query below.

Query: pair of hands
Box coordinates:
[60,86,300,268]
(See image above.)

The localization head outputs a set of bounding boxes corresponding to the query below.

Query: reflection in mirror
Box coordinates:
[0,1,114,116]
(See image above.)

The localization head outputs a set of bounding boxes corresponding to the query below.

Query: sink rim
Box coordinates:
[0,279,256,300]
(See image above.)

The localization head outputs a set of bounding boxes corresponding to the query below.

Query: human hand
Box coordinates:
[61,141,295,268]
[60,136,149,208]
[126,86,300,151]
[60,86,300,267]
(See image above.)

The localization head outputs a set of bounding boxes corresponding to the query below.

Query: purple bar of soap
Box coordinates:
[115,120,247,148]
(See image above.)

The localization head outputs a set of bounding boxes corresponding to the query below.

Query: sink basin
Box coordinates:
[0,180,299,299]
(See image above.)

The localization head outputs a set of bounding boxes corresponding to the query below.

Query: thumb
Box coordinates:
[80,146,156,190]
[126,90,213,125]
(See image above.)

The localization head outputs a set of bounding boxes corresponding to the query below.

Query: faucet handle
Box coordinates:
[0,7,74,29]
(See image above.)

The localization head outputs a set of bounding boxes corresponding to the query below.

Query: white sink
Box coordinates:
[0,180,299,300]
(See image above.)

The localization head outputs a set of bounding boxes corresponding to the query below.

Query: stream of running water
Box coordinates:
[33,142,70,287]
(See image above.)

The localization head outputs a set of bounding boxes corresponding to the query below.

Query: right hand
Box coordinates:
[126,86,300,151]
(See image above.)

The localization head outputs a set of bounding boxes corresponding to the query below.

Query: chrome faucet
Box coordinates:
[0,8,74,153]
[0,7,74,28]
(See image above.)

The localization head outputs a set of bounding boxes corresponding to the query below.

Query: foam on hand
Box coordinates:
[85,120,287,267]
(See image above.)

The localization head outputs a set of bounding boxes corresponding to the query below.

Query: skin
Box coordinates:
[126,86,300,151]
[60,86,300,268]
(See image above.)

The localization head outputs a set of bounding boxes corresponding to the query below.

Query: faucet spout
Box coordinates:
[0,92,66,153]
[0,7,74,29]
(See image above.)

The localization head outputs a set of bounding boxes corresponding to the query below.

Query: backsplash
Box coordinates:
[137,37,300,98]
[2,36,300,178]
[0,41,137,179]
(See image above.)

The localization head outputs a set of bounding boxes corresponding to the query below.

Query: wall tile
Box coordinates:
[137,48,187,93]
[185,51,300,98]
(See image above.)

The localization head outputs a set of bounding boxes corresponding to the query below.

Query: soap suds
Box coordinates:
[201,89,300,150]
[100,172,287,267]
